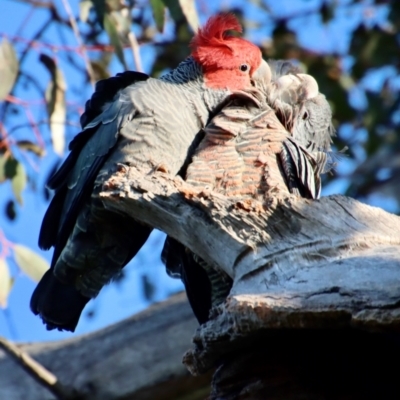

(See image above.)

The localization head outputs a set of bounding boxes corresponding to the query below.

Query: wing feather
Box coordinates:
[38,72,150,266]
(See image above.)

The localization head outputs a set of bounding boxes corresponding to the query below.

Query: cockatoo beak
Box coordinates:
[251,59,272,86]
[276,73,320,100]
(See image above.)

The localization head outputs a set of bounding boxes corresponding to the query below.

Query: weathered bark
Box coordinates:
[97,166,400,399]
[4,166,399,399]
[0,293,212,400]
[204,329,400,399]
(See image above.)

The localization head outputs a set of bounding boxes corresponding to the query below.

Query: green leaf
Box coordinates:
[177,0,199,32]
[11,161,26,205]
[92,0,106,27]
[105,0,122,12]
[0,258,12,308]
[110,9,131,37]
[338,74,355,91]
[0,154,7,183]
[90,60,111,81]
[39,54,66,156]
[150,0,165,32]
[3,154,17,180]
[163,0,199,32]
[14,244,49,282]
[16,140,45,157]
[0,155,28,204]
[0,154,22,186]
[79,0,93,23]
[0,39,19,101]
[104,13,127,69]
[163,0,183,24]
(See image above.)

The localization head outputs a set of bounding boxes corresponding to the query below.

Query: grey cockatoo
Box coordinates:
[31,14,272,331]
[162,60,335,324]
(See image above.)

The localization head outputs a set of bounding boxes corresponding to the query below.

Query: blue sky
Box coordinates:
[0,0,395,342]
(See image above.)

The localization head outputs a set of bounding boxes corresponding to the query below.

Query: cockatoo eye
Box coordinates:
[240,64,249,72]
[302,111,309,120]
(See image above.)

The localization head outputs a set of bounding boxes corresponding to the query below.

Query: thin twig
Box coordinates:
[0,33,186,53]
[20,71,46,98]
[9,119,80,136]
[24,107,46,149]
[14,3,36,38]
[12,0,53,8]
[0,336,80,400]
[128,31,143,72]
[0,17,53,125]
[60,0,96,87]
[0,123,10,150]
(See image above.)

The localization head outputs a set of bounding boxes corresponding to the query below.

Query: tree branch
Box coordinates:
[0,293,211,400]
[127,31,143,72]
[12,0,54,8]
[3,166,400,399]
[95,165,400,375]
[0,336,79,400]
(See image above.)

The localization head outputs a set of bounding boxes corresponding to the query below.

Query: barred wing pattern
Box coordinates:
[163,63,335,324]
[185,91,321,201]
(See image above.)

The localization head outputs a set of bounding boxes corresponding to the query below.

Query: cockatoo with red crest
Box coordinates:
[162,60,335,324]
[31,14,271,331]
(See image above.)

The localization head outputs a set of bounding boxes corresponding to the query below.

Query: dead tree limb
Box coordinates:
[0,336,78,400]
[4,166,399,399]
[0,293,212,400]
[96,166,400,399]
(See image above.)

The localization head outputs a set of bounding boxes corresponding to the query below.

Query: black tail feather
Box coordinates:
[30,269,90,332]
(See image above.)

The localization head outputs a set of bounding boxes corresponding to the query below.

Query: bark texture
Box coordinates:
[4,166,400,399]
[0,293,212,400]
[99,166,400,398]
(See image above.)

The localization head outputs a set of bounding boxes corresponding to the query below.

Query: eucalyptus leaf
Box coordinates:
[11,161,26,205]
[0,39,19,101]
[0,258,12,308]
[4,155,17,180]
[0,154,7,183]
[150,0,165,32]
[90,60,111,81]
[163,0,184,25]
[163,0,199,32]
[92,0,106,27]
[104,13,127,69]
[177,0,199,32]
[0,154,19,183]
[79,0,93,23]
[14,244,49,282]
[39,54,67,156]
